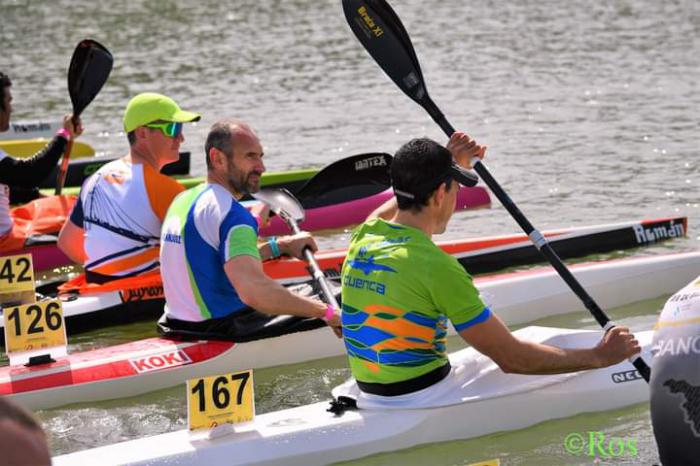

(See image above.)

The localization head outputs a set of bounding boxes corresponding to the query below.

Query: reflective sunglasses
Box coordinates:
[145,121,183,138]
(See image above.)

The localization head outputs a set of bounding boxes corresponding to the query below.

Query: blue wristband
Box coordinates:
[268,236,281,259]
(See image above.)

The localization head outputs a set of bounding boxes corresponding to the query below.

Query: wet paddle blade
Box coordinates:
[68,39,113,116]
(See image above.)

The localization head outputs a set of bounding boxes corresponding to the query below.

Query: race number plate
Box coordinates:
[3,299,67,354]
[187,370,254,431]
[0,254,35,305]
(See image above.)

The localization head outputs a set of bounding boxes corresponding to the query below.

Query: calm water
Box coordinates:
[2,0,699,464]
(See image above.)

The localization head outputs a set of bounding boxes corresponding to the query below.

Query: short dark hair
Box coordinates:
[204,119,237,170]
[127,130,137,146]
[391,138,454,211]
[0,72,11,112]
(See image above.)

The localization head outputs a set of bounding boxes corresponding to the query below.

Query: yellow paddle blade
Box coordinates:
[0,139,95,159]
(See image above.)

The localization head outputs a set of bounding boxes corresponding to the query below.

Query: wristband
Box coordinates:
[268,236,281,259]
[322,304,337,322]
[56,128,72,141]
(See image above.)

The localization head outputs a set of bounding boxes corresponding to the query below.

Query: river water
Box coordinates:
[2,0,699,464]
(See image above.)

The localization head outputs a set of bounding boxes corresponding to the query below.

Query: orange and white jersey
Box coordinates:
[69,158,183,281]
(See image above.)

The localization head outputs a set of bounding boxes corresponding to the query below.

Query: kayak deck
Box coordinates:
[52,326,652,466]
[1,251,697,411]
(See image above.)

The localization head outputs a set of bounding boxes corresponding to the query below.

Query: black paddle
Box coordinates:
[55,39,113,195]
[252,189,340,313]
[293,152,392,208]
[342,0,651,381]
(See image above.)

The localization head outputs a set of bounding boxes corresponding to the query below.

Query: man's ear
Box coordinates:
[431,182,447,207]
[134,126,148,141]
[209,147,225,169]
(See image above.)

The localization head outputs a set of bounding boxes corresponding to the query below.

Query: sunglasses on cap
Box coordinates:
[145,121,183,138]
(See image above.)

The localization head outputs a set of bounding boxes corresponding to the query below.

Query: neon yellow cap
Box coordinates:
[123,92,200,132]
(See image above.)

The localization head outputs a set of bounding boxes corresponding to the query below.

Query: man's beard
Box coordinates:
[227,170,262,195]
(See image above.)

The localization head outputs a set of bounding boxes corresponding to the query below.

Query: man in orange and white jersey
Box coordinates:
[58,93,200,283]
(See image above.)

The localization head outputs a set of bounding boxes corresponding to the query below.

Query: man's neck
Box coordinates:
[391,209,435,237]
[129,146,161,172]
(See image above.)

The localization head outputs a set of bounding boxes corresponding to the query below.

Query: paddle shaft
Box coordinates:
[343,0,650,381]
[285,220,340,310]
[55,117,76,195]
[420,90,652,382]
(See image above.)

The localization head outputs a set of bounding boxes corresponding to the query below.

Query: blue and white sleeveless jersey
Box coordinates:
[160,183,260,321]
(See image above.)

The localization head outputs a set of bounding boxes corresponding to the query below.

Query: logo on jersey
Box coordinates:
[664,378,700,437]
[348,255,396,276]
[347,248,397,276]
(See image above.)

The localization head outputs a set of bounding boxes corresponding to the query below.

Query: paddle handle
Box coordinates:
[287,221,340,310]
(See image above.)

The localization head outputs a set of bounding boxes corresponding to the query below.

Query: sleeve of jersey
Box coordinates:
[218,206,261,263]
[69,193,85,228]
[145,170,185,221]
[430,255,490,332]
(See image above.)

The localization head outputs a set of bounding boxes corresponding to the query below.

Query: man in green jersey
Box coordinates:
[340,133,640,397]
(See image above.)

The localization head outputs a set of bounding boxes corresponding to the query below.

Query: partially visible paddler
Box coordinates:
[337,135,640,404]
[0,396,51,466]
[157,118,342,341]
[650,275,700,465]
[58,93,199,283]
[0,71,83,253]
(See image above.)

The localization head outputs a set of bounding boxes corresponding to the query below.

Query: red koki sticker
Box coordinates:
[129,349,193,373]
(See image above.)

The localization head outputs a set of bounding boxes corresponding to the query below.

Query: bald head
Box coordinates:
[204,119,258,170]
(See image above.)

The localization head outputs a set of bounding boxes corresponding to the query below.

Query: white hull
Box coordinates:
[2,252,697,410]
[53,326,653,466]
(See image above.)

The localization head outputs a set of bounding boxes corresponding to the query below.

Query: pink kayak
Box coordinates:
[258,186,491,235]
[0,195,76,272]
[0,239,72,272]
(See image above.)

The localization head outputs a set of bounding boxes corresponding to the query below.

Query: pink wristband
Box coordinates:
[56,128,72,141]
[323,304,336,322]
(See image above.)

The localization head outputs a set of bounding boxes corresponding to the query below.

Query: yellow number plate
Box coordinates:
[0,254,35,295]
[2,299,67,354]
[187,370,254,431]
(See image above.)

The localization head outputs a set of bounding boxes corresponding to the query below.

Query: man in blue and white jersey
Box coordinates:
[158,119,341,341]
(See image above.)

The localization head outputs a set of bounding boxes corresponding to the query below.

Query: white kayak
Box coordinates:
[0,119,61,140]
[52,325,653,466]
[2,215,689,337]
[2,251,697,411]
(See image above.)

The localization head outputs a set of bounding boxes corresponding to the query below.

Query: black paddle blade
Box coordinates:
[295,152,392,206]
[343,0,454,135]
[68,39,113,117]
[342,0,429,108]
